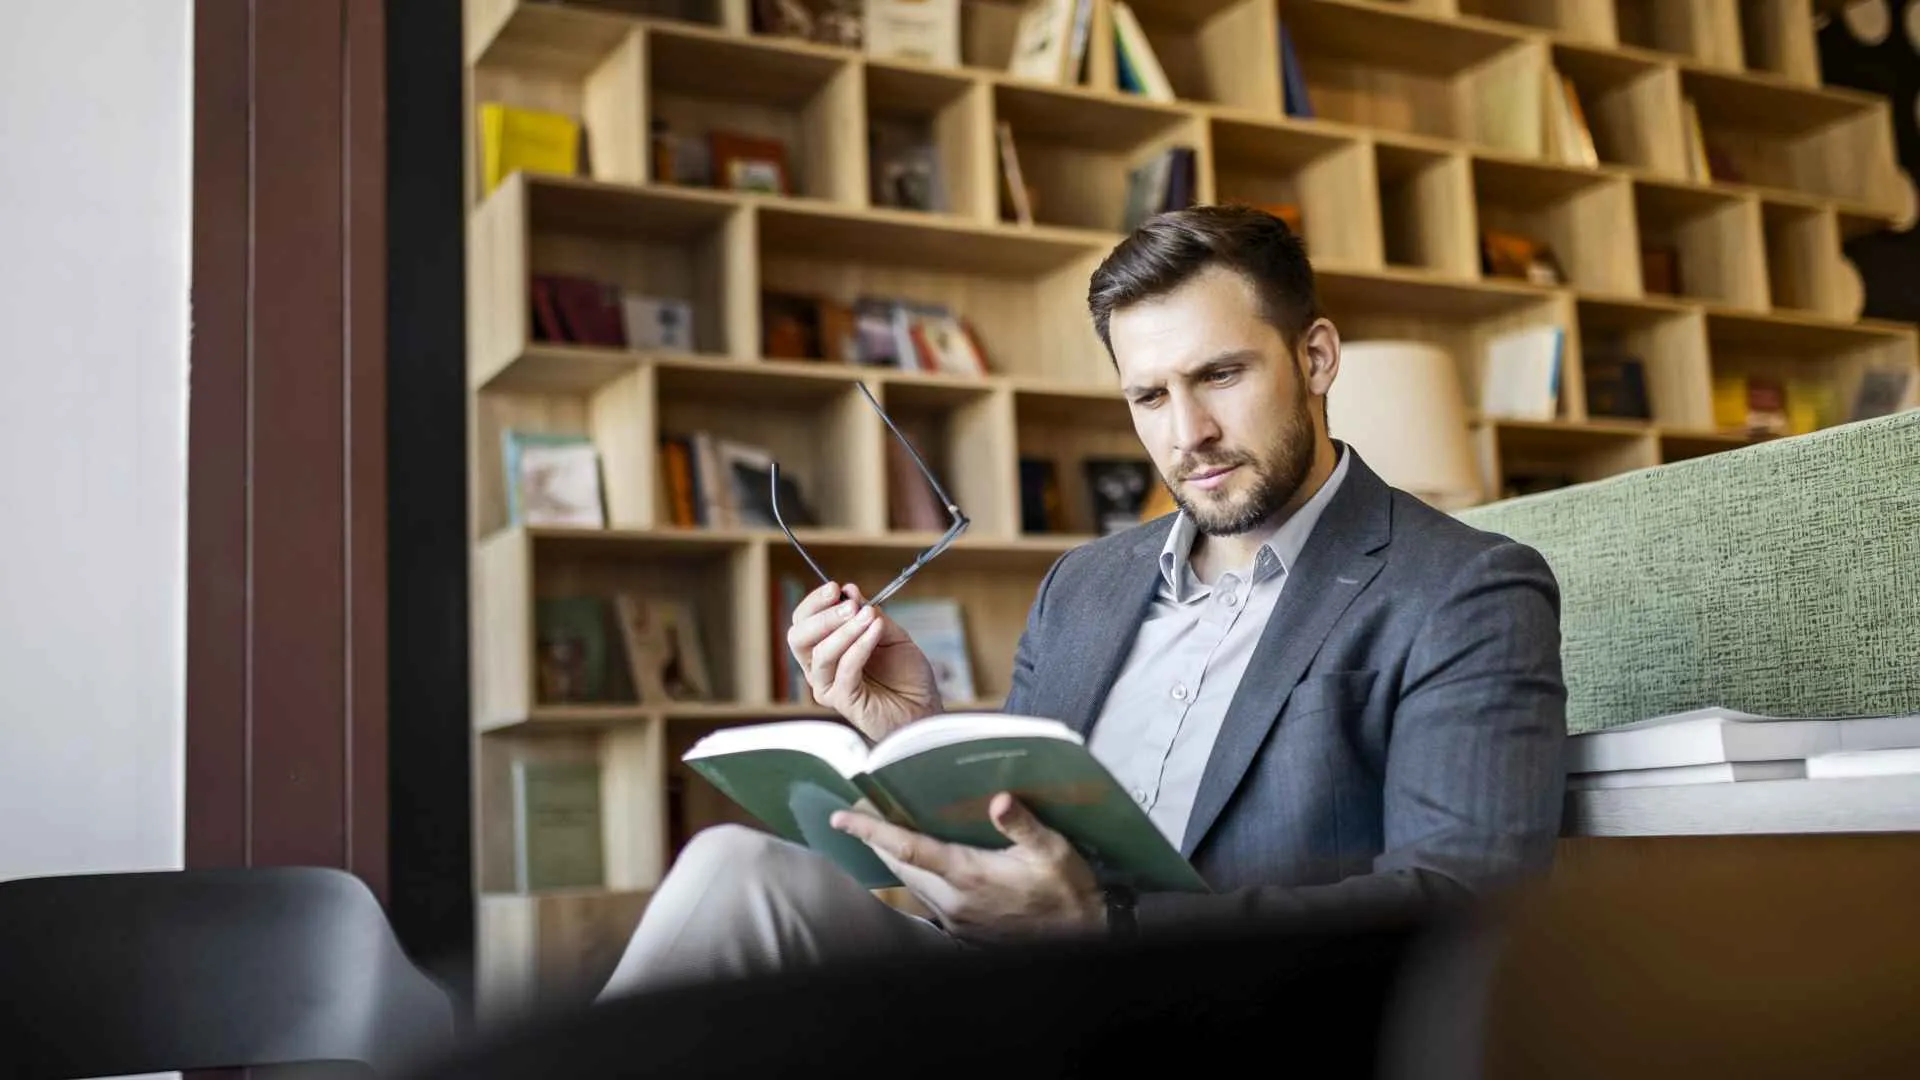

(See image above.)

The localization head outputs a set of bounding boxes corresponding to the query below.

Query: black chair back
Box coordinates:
[0,866,455,1078]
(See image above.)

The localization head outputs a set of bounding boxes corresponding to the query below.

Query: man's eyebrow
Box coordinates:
[1123,349,1261,396]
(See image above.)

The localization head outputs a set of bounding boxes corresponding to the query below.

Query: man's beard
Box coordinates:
[1166,391,1316,537]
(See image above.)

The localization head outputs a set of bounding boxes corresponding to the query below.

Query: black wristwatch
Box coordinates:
[1102,884,1138,940]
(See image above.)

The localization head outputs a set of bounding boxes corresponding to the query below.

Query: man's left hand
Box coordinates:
[830,792,1106,944]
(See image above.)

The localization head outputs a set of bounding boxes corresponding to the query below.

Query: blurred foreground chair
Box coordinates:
[405,912,1427,1080]
[0,866,456,1078]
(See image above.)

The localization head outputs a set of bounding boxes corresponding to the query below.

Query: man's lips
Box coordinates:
[1183,463,1240,489]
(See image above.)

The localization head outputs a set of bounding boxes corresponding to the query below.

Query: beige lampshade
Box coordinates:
[1326,339,1482,509]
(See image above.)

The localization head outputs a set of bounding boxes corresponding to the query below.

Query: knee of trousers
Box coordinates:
[668,823,805,888]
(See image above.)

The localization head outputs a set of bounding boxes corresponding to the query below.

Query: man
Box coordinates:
[600,205,1566,998]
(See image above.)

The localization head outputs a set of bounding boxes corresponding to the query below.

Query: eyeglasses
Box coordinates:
[769,381,970,608]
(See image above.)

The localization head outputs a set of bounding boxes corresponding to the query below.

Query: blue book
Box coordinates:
[1280,22,1313,119]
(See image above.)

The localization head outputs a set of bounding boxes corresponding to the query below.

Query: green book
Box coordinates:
[681,713,1210,894]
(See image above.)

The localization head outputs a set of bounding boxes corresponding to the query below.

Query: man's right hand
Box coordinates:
[787,581,943,742]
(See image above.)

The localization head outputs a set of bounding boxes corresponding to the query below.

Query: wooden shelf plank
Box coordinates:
[1705,306,1918,354]
[519,173,741,240]
[1282,0,1534,73]
[646,19,852,105]
[1678,64,1881,136]
[992,81,1193,151]
[468,0,632,72]
[755,199,1113,275]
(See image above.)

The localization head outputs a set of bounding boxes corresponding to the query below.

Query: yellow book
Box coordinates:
[1712,373,1748,430]
[480,103,581,195]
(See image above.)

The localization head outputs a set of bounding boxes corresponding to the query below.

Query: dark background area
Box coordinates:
[1820,0,1920,322]
[387,0,475,1018]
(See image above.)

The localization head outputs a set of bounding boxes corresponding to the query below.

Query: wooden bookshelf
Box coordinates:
[462,0,1920,1020]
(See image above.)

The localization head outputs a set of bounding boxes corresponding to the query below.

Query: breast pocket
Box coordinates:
[1286,670,1378,721]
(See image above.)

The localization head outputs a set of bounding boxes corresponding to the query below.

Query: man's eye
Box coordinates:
[1206,368,1239,384]
[1133,391,1163,407]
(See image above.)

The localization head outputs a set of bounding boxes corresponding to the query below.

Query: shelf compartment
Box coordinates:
[1761,199,1847,320]
[1472,157,1639,296]
[476,363,661,538]
[1550,42,1689,180]
[1210,117,1381,269]
[1374,140,1478,278]
[874,381,1019,541]
[1011,385,1150,540]
[656,359,888,534]
[1615,0,1743,71]
[1319,270,1583,421]
[470,175,754,388]
[1575,296,1712,428]
[1125,0,1285,113]
[1632,179,1768,310]
[1736,0,1820,88]
[755,201,1113,387]
[764,541,1055,707]
[1681,67,1901,211]
[1704,310,1919,438]
[1474,419,1660,501]
[476,887,654,1025]
[474,726,668,916]
[1658,428,1756,465]
[468,4,649,203]
[1279,0,1548,157]
[474,526,769,729]
[865,62,995,221]
[1455,0,1618,46]
[644,21,866,204]
[990,81,1203,233]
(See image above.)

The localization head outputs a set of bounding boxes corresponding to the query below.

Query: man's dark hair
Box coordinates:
[1086,204,1321,360]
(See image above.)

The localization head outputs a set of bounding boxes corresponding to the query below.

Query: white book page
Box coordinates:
[867,712,1080,772]
[1479,326,1562,421]
[682,719,871,780]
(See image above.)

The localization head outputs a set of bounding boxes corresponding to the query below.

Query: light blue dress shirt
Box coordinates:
[1086,445,1353,847]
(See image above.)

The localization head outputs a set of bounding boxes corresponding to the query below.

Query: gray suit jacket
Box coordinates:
[1002,448,1567,935]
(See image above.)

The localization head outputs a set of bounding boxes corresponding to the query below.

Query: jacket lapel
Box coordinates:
[1053,517,1176,738]
[1177,452,1393,858]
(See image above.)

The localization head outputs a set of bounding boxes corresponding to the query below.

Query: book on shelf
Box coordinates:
[1083,457,1156,536]
[1121,146,1197,232]
[995,121,1036,226]
[504,430,605,528]
[1006,0,1095,85]
[479,102,581,196]
[862,0,962,68]
[1582,349,1650,421]
[658,431,820,529]
[1278,21,1312,119]
[1542,70,1598,169]
[535,592,714,706]
[868,119,947,213]
[1567,706,1920,777]
[511,759,605,893]
[878,598,976,703]
[1110,1,1174,102]
[1478,325,1564,422]
[681,713,1211,892]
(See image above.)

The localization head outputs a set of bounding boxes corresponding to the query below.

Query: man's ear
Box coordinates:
[1300,317,1340,399]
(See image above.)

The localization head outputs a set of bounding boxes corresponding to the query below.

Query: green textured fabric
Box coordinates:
[1455,410,1920,735]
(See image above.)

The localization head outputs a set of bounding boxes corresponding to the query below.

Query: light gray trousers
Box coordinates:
[598,824,959,1000]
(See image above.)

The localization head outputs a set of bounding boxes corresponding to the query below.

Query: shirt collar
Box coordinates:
[1158,442,1353,601]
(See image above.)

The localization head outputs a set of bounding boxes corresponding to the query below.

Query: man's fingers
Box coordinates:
[989,792,1068,857]
[807,605,879,694]
[786,587,860,653]
[829,617,886,702]
[832,809,957,879]
[790,580,848,624]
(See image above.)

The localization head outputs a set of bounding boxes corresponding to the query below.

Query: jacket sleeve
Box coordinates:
[1133,540,1569,936]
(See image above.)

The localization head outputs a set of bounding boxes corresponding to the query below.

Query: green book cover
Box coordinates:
[682,715,1209,894]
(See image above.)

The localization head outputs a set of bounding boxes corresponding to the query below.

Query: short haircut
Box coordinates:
[1086,204,1321,360]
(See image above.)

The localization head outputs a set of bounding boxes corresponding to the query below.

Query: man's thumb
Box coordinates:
[989,792,1049,849]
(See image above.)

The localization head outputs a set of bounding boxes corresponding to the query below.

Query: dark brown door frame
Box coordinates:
[187,0,390,897]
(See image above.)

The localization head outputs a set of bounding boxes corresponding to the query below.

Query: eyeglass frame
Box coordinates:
[768,380,970,608]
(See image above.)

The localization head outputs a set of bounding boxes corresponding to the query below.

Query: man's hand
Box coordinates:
[787,581,944,743]
[830,792,1107,944]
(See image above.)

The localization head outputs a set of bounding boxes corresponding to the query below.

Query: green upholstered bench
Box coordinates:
[1455,410,1920,738]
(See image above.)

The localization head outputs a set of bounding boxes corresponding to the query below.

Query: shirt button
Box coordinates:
[1132,788,1151,806]
[1171,683,1188,701]
[1222,591,1239,608]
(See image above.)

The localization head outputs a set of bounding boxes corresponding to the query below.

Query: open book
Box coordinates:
[682,713,1210,893]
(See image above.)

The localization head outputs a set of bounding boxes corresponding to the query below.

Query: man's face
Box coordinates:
[1109,265,1328,537]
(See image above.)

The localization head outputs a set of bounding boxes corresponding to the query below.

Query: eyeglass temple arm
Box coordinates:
[768,461,833,586]
[858,381,964,520]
